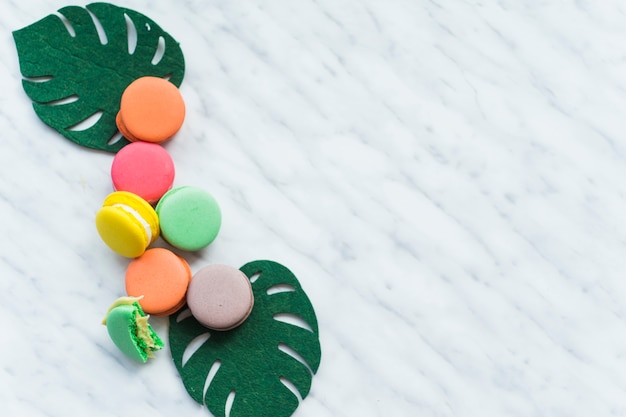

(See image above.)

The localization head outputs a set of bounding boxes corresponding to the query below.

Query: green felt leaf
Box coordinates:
[170,260,321,417]
[13,2,185,152]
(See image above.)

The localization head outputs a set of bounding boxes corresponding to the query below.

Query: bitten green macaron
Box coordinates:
[102,296,164,363]
[155,186,221,251]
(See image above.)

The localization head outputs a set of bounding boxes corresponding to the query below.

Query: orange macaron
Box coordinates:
[117,76,185,144]
[125,248,192,316]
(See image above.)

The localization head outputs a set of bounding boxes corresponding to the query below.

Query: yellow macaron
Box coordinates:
[96,191,160,258]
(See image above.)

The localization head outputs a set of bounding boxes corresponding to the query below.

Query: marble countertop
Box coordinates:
[3,0,626,416]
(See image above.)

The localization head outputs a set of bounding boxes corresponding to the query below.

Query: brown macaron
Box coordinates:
[186,264,254,331]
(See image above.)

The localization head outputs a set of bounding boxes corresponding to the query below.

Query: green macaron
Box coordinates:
[102,296,164,363]
[155,186,222,251]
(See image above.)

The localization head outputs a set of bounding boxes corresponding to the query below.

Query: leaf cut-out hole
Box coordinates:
[267,284,296,295]
[107,131,124,146]
[67,110,102,132]
[249,273,261,284]
[48,95,79,106]
[176,308,193,323]
[273,313,313,332]
[152,36,166,65]
[203,360,222,400]
[163,73,173,81]
[87,9,108,45]
[280,377,303,403]
[124,13,137,54]
[24,75,53,83]
[279,343,314,375]
[54,12,75,37]
[182,332,211,367]
[225,390,236,417]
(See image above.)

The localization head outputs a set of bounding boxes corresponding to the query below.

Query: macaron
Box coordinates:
[186,264,254,331]
[111,141,175,204]
[125,248,192,316]
[155,186,221,251]
[102,296,164,363]
[116,76,185,144]
[95,191,159,258]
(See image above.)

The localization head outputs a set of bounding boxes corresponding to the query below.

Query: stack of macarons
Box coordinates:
[99,77,254,363]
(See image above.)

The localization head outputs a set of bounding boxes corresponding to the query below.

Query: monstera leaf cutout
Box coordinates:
[170,260,322,417]
[13,2,185,152]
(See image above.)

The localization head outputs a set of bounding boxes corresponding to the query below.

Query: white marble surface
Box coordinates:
[3,0,626,415]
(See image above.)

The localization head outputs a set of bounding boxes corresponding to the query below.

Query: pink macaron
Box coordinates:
[111,142,175,204]
[187,264,254,331]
